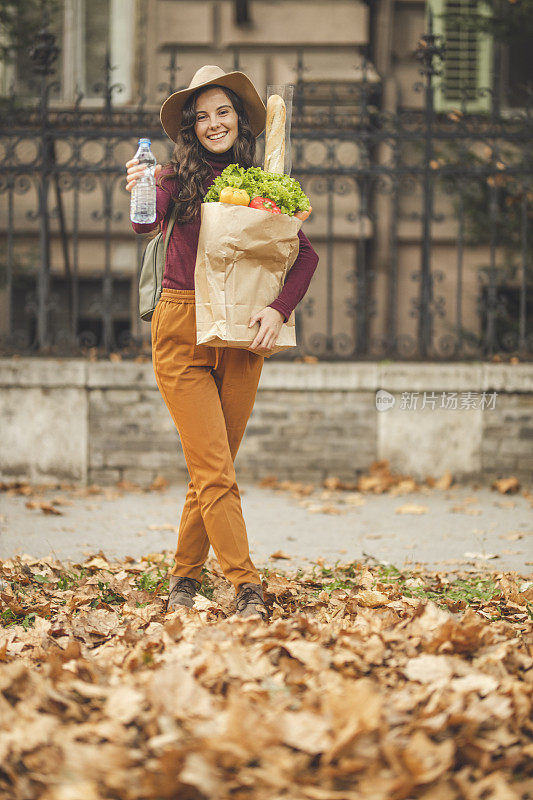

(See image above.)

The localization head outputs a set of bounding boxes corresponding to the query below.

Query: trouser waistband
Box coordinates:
[160,288,196,304]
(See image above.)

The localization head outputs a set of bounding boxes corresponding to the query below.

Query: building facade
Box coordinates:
[0,0,531,360]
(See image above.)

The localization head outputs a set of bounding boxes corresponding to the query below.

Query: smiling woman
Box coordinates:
[125,65,319,620]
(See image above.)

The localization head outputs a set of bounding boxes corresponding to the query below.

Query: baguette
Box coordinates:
[263,94,286,175]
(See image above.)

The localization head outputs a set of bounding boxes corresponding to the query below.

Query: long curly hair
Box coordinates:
[159,85,257,225]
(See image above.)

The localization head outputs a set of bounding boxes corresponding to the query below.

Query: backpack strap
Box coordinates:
[162,202,179,262]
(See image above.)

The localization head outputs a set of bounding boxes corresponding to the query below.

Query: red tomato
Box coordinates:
[249,196,282,214]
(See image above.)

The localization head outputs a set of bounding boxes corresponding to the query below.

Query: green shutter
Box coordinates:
[429,0,493,114]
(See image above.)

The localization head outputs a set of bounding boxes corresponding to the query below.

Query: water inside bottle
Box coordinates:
[130,139,157,224]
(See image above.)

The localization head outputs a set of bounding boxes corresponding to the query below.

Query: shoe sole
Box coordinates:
[235,608,268,619]
[167,598,195,611]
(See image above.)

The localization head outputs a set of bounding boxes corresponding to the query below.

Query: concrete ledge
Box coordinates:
[1,359,532,392]
[87,361,157,389]
[0,359,88,388]
[259,362,380,390]
[378,363,485,392]
[481,364,533,392]
[1,358,532,487]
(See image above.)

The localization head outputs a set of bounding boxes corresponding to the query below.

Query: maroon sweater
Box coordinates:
[131,146,319,322]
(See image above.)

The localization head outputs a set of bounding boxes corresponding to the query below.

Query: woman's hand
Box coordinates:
[295,206,312,222]
[125,158,162,193]
[248,307,285,353]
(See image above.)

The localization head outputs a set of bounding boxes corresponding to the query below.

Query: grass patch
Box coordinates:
[89,580,127,607]
[56,568,87,591]
[1,609,36,628]
[302,560,501,615]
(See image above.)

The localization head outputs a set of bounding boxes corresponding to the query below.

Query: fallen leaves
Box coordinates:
[464,552,499,561]
[24,500,64,515]
[256,465,531,522]
[395,503,429,515]
[0,551,531,798]
[258,460,439,503]
[492,477,521,494]
[1,475,170,504]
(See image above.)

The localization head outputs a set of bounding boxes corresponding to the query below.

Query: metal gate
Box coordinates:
[0,12,531,359]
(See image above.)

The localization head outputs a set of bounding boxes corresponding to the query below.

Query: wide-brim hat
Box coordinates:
[160,65,266,142]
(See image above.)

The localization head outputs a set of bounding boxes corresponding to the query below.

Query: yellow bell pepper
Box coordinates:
[219,187,250,206]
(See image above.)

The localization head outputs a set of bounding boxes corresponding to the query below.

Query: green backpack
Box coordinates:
[138,203,179,321]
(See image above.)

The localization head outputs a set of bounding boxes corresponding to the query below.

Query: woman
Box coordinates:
[126,65,319,620]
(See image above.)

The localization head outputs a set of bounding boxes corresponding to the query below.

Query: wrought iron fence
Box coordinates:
[0,11,531,360]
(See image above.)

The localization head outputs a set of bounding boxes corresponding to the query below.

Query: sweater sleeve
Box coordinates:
[268,229,319,322]
[130,171,174,234]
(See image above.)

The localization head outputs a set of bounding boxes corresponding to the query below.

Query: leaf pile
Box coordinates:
[1,552,532,800]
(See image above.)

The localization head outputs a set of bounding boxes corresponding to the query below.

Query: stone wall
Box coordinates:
[1,358,531,488]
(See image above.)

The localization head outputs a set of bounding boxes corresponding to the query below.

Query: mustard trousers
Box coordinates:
[151,288,264,594]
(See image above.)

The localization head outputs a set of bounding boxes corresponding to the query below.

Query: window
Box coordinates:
[501,36,533,109]
[429,0,493,114]
[0,2,63,99]
[1,0,134,105]
[64,0,135,105]
[234,0,251,26]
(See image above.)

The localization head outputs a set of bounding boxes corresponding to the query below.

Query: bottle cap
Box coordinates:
[139,138,151,145]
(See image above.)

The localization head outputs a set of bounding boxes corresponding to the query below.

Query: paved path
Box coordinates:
[1,481,531,575]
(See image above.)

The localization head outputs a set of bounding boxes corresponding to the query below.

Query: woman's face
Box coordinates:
[194,88,239,153]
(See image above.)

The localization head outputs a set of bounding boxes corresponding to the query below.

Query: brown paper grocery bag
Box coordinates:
[194,202,302,358]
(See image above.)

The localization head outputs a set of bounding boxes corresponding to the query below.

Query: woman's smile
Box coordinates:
[207,130,228,141]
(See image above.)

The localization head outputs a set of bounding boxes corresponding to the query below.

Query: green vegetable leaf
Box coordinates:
[203,164,311,216]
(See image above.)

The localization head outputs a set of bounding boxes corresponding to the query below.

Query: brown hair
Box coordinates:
[159,85,256,225]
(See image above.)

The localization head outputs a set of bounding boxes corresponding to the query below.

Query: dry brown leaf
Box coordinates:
[403,654,454,684]
[402,730,455,783]
[492,476,521,494]
[434,470,454,490]
[150,476,169,491]
[395,503,428,515]
[356,589,389,608]
[307,504,343,515]
[24,500,63,515]
[84,556,110,570]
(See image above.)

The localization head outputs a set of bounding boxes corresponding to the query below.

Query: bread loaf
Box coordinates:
[263,94,286,175]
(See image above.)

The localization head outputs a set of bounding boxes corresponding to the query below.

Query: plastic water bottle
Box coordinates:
[130,138,156,224]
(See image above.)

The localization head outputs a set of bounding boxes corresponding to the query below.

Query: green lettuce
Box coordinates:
[203,164,311,216]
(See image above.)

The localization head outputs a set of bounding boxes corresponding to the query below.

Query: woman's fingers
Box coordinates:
[125,160,161,192]
[125,162,145,193]
[251,328,276,350]
[295,207,312,222]
[125,174,145,191]
[127,166,146,179]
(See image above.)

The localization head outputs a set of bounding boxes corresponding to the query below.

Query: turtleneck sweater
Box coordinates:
[131,145,319,322]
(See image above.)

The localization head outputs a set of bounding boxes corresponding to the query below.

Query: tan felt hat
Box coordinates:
[160,64,266,142]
